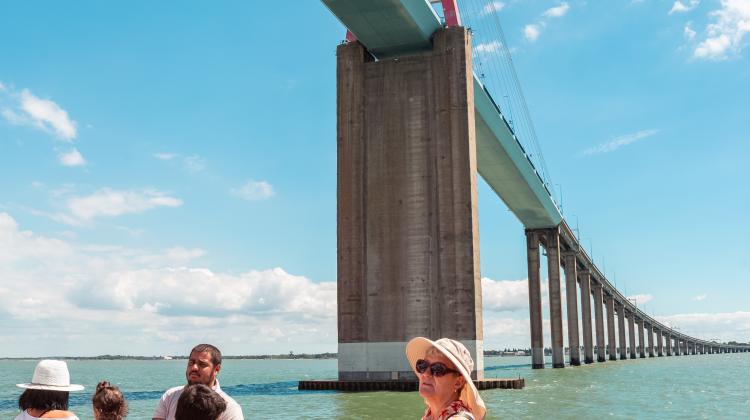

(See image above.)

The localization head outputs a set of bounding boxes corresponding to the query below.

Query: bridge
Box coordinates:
[306,0,749,390]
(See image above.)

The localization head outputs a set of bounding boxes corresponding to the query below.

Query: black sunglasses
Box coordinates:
[415,359,458,377]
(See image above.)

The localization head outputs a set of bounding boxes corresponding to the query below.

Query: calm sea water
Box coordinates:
[1,353,748,419]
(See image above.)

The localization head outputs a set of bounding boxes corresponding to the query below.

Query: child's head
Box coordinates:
[175,384,227,420]
[92,381,128,420]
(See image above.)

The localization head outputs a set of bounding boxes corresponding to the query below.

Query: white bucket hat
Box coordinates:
[16,360,84,392]
[406,337,486,420]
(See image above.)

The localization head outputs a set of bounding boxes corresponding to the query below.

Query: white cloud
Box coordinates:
[66,188,182,221]
[154,152,206,172]
[13,89,77,140]
[154,152,177,160]
[183,155,206,172]
[692,294,707,301]
[694,0,750,60]
[482,1,505,16]
[483,278,530,312]
[524,24,541,42]
[58,148,86,167]
[523,3,570,43]
[544,2,570,18]
[627,293,654,305]
[670,0,700,15]
[475,40,503,54]
[0,81,6,92]
[581,128,660,156]
[0,212,337,356]
[685,23,697,40]
[231,180,274,201]
[656,311,750,343]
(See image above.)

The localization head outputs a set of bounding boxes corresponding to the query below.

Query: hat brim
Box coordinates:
[17,383,84,392]
[406,337,486,420]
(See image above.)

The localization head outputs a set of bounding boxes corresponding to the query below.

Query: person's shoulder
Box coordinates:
[163,384,185,395]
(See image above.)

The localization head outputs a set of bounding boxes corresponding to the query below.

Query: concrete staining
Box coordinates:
[337,27,483,381]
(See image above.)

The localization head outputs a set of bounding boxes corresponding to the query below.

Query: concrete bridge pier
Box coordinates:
[628,312,637,359]
[617,302,627,360]
[579,271,594,364]
[542,229,565,368]
[605,294,617,361]
[593,283,606,362]
[666,333,672,356]
[647,323,655,357]
[526,231,545,369]
[336,28,484,382]
[637,318,646,358]
[562,252,581,366]
[657,329,664,357]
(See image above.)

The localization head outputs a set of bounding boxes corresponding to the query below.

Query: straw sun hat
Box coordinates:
[406,337,486,420]
[16,360,84,392]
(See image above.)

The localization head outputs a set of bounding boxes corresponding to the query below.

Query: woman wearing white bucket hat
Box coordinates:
[15,359,84,420]
[406,337,487,420]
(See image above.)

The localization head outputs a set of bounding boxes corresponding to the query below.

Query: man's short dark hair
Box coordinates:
[175,384,227,420]
[190,343,222,366]
[18,389,69,411]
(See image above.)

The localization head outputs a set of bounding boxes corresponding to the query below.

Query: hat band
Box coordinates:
[29,383,72,388]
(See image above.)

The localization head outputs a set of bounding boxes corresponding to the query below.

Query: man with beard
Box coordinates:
[153,344,243,420]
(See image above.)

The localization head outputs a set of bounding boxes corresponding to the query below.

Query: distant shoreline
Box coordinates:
[0,351,540,360]
[0,353,338,361]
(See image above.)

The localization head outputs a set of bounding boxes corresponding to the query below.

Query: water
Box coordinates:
[2,353,748,419]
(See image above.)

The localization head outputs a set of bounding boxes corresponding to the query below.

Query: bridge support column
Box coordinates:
[617,302,627,360]
[579,271,594,364]
[665,333,672,356]
[657,329,664,357]
[676,338,682,356]
[336,27,484,382]
[562,252,580,366]
[647,323,655,357]
[605,294,617,361]
[541,229,565,368]
[627,311,637,359]
[637,318,646,358]
[526,231,545,369]
[593,283,606,362]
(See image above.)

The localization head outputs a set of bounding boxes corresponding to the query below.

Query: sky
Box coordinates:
[0,0,748,357]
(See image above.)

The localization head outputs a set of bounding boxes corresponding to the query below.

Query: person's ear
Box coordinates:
[215,363,222,375]
[454,375,466,391]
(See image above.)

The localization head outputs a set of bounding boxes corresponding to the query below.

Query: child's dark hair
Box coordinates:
[175,384,227,420]
[92,381,128,420]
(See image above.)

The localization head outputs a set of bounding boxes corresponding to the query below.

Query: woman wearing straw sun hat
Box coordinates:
[15,359,84,420]
[406,337,487,420]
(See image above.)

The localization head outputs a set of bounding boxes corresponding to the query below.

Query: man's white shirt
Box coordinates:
[152,380,244,420]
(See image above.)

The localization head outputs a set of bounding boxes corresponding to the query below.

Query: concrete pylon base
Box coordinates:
[299,378,525,391]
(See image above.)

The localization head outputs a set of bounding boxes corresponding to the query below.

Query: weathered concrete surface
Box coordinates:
[543,229,565,368]
[336,27,483,381]
[637,318,646,358]
[563,252,580,366]
[526,230,544,369]
[606,294,617,361]
[628,311,637,359]
[579,271,594,364]
[593,283,606,362]
[647,324,655,357]
[617,302,627,360]
[657,329,664,357]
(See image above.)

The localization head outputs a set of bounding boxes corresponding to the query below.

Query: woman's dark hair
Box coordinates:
[92,381,128,420]
[175,384,226,420]
[18,389,69,411]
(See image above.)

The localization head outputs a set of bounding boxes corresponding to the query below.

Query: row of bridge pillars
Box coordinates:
[527,227,747,369]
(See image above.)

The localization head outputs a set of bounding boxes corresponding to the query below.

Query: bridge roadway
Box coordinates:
[322,0,749,373]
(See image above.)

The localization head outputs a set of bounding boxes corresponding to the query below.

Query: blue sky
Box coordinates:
[1,0,748,357]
